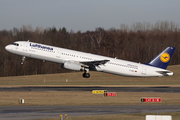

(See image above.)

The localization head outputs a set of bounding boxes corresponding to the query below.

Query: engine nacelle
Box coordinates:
[61,61,83,71]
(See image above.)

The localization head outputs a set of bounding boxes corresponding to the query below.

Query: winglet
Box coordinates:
[146,47,176,69]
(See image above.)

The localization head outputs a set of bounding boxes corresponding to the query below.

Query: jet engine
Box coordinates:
[61,61,83,71]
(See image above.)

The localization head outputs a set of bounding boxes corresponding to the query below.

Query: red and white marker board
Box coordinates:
[104,92,117,96]
[141,98,161,103]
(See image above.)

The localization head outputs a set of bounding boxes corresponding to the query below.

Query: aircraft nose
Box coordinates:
[5,45,11,51]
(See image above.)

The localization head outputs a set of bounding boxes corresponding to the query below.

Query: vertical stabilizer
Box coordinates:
[146,47,176,69]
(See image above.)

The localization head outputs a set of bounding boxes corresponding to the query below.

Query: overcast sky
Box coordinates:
[0,0,179,32]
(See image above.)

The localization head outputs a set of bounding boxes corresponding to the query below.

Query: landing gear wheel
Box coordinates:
[82,73,90,78]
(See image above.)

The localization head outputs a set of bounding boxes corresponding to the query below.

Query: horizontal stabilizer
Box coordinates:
[156,71,173,76]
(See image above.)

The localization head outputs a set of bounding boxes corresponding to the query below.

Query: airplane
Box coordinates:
[5,41,176,78]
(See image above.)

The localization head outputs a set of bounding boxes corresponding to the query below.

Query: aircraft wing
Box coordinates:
[80,60,109,67]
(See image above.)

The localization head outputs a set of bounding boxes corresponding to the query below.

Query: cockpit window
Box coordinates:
[12,43,19,46]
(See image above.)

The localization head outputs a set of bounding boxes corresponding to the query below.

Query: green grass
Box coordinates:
[0,65,180,86]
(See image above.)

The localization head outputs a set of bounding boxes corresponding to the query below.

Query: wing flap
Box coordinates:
[64,60,109,69]
[80,60,109,67]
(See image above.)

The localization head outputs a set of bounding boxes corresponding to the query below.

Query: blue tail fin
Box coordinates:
[146,47,176,69]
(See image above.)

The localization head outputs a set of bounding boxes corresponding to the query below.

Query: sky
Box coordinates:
[0,0,180,32]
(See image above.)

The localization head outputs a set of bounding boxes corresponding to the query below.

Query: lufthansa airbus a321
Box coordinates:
[5,41,175,78]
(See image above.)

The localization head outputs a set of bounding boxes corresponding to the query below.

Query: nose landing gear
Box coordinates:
[21,56,26,64]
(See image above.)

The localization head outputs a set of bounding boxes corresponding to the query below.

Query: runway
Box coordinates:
[1,105,180,120]
[0,86,180,92]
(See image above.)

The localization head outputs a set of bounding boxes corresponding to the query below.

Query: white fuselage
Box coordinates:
[5,41,173,77]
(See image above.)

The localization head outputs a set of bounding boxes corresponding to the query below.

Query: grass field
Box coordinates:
[0,65,180,86]
[0,91,180,106]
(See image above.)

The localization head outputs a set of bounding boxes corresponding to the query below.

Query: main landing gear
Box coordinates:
[82,72,90,78]
[82,68,90,78]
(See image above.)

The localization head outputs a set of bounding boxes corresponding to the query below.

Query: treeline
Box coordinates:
[0,21,180,76]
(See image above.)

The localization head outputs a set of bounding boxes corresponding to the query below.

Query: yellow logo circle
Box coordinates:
[160,52,170,63]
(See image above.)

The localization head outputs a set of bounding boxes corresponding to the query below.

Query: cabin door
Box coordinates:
[22,43,28,52]
[56,49,61,58]
[142,66,146,75]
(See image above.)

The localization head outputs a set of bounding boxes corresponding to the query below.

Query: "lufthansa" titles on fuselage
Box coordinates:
[30,43,53,51]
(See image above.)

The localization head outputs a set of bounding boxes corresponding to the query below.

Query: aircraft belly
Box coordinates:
[102,65,164,77]
[102,65,141,77]
[12,48,63,64]
[9,50,26,57]
[29,53,63,64]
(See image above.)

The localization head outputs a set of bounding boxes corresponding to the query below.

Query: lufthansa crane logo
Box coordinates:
[160,52,170,63]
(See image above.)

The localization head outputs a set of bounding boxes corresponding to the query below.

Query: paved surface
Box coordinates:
[0,86,180,92]
[1,105,180,120]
